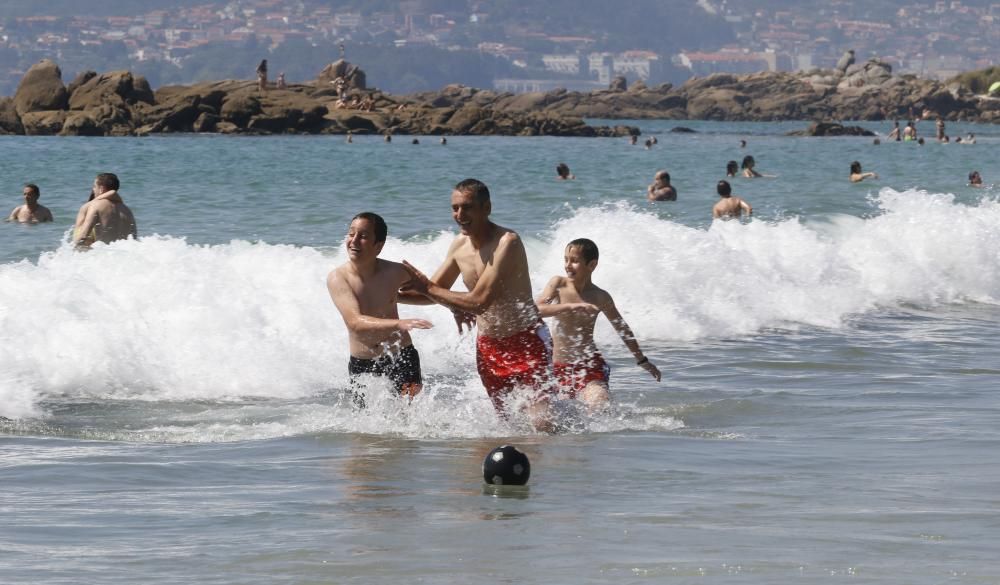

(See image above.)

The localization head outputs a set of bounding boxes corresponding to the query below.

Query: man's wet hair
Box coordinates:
[95,173,120,192]
[352,211,388,243]
[717,180,732,197]
[567,238,599,263]
[850,161,862,174]
[741,155,755,169]
[455,178,490,204]
[655,170,670,182]
[726,160,738,175]
[24,183,39,196]
[556,163,570,177]
[969,171,981,182]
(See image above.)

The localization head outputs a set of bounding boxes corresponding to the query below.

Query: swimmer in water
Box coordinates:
[7,183,53,223]
[850,161,878,183]
[647,170,677,201]
[726,160,739,177]
[556,163,575,180]
[712,180,752,220]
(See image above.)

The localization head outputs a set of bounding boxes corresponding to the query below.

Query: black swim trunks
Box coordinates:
[347,344,422,407]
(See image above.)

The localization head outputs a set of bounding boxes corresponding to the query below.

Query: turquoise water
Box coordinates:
[2,120,1000,584]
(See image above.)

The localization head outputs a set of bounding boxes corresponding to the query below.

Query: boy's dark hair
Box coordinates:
[24,183,39,196]
[352,211,388,243]
[850,161,862,174]
[95,173,120,192]
[717,180,732,196]
[568,238,599,263]
[455,178,490,204]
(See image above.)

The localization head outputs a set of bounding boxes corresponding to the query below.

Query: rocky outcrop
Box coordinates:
[786,122,876,137]
[0,64,635,137]
[2,59,996,137]
[13,59,68,116]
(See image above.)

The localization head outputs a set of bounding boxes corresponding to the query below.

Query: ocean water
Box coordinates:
[2,119,999,584]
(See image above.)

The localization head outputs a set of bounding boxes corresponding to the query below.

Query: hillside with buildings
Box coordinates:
[0,0,997,96]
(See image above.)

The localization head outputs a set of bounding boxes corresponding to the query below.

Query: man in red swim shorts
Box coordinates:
[401,178,555,431]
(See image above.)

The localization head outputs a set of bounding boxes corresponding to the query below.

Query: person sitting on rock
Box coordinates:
[850,161,878,183]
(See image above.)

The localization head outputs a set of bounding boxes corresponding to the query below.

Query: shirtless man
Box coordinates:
[647,170,677,201]
[400,178,554,430]
[73,173,137,249]
[536,238,660,411]
[712,180,752,219]
[8,183,52,223]
[327,212,433,406]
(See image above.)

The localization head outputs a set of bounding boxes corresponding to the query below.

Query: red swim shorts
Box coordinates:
[554,355,611,398]
[476,323,553,411]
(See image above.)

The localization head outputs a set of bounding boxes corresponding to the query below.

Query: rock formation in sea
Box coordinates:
[0,58,996,137]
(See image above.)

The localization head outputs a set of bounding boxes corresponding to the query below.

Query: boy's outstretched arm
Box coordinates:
[599,293,662,382]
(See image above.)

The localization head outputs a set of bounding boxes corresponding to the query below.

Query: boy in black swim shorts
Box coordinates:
[327,212,433,407]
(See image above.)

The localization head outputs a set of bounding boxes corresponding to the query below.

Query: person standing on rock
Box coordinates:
[256,59,268,93]
[936,118,946,142]
[73,173,137,249]
[8,183,52,223]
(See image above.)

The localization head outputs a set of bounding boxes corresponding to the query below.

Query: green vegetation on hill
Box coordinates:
[947,66,1000,94]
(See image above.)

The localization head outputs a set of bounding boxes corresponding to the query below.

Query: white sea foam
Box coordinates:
[1,188,998,429]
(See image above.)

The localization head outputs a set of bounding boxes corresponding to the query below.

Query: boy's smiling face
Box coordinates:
[564,245,597,282]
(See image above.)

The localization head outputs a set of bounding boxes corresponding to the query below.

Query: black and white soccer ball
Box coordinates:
[483,445,531,485]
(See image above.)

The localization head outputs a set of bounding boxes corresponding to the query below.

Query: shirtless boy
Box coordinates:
[401,178,554,430]
[73,173,137,248]
[535,238,660,411]
[8,183,52,223]
[327,212,433,406]
[712,180,752,219]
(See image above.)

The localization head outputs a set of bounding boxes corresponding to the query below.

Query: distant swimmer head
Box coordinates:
[969,171,982,185]
[654,170,670,184]
[740,139,747,148]
[717,180,732,197]
[741,155,755,169]
[850,161,862,174]
[726,160,738,176]
[556,162,571,179]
